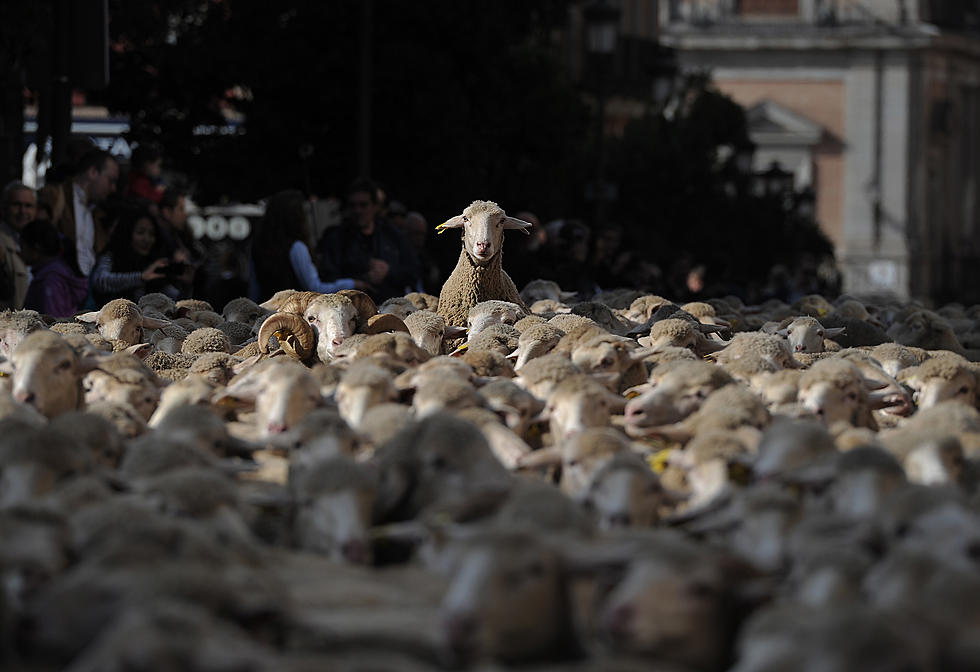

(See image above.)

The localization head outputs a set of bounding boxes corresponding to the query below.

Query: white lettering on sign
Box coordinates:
[206,216,229,240]
[228,216,251,240]
[188,215,207,239]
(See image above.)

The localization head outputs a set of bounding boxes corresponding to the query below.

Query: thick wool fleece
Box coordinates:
[437,248,526,329]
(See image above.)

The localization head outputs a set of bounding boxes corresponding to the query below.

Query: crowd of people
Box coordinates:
[1,140,840,316]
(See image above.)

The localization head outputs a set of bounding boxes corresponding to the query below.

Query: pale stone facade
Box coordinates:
[657,0,980,303]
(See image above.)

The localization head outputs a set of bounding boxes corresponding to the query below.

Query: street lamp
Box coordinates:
[583,0,620,229]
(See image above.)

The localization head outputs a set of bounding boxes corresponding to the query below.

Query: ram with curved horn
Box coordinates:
[257,290,408,364]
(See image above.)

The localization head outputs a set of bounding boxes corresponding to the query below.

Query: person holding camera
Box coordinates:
[90,205,182,305]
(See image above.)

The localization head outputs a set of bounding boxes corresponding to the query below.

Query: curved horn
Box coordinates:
[364,313,410,335]
[277,291,322,315]
[337,289,378,330]
[257,312,315,360]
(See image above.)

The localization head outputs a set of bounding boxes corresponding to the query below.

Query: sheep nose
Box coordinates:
[14,389,35,405]
[341,539,371,565]
[474,241,490,255]
[267,422,287,435]
[624,403,644,421]
[331,337,344,346]
[794,344,806,352]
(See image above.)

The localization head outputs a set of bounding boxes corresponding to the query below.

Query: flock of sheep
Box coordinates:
[2,199,980,671]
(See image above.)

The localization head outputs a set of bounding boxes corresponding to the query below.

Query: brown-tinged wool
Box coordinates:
[914,354,976,381]
[646,318,698,349]
[568,301,631,335]
[552,321,609,356]
[176,299,214,313]
[404,291,440,311]
[143,351,197,372]
[437,201,527,328]
[459,348,516,378]
[800,358,868,391]
[517,353,580,389]
[377,296,417,320]
[514,314,549,332]
[49,321,89,336]
[186,310,224,328]
[680,301,717,320]
[466,323,520,355]
[626,294,672,322]
[181,328,232,355]
[350,331,431,366]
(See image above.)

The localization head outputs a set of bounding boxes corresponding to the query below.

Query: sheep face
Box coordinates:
[545,376,625,443]
[307,295,358,362]
[909,369,977,411]
[292,459,376,564]
[9,332,94,418]
[438,201,530,266]
[599,552,731,669]
[778,317,843,354]
[222,361,322,437]
[335,365,398,429]
[468,301,523,336]
[439,534,569,665]
[581,458,673,530]
[83,369,162,422]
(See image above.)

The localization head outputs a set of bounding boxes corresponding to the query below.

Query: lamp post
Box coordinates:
[583,0,620,230]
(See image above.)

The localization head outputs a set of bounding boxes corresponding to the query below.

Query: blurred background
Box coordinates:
[2,0,978,307]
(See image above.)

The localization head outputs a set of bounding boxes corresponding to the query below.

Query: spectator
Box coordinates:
[89,206,178,305]
[0,181,36,309]
[19,219,88,317]
[316,178,420,303]
[251,189,366,299]
[52,147,119,279]
[126,143,165,205]
[157,188,201,297]
[399,210,441,294]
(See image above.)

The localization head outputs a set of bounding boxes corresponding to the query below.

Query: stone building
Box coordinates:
[659,0,980,303]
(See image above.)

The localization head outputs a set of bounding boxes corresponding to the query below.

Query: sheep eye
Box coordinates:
[308,316,315,322]
[462,216,468,223]
[958,386,970,395]
[846,391,858,401]
[56,360,72,371]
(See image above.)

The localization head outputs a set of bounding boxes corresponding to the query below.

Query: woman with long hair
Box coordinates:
[90,205,179,304]
[251,189,364,300]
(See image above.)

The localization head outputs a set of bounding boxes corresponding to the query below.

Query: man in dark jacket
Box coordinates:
[316,178,419,303]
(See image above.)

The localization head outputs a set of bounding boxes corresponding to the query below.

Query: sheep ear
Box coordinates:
[824,327,846,338]
[503,216,532,234]
[444,325,467,340]
[515,446,561,469]
[125,343,154,360]
[629,347,657,362]
[775,328,789,338]
[637,336,653,348]
[141,316,171,331]
[505,347,519,361]
[559,290,578,302]
[76,311,99,324]
[435,215,465,234]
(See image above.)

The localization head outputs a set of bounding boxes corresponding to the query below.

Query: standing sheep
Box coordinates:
[436,201,531,331]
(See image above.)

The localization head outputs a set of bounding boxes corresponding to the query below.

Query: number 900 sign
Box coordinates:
[187,215,252,241]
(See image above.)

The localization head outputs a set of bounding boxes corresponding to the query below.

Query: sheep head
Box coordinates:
[6,331,101,418]
[78,299,170,347]
[437,200,530,266]
[258,293,359,363]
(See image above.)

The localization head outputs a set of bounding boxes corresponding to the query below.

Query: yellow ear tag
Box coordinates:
[436,223,449,234]
[646,448,673,474]
[625,389,642,400]
[217,396,240,408]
